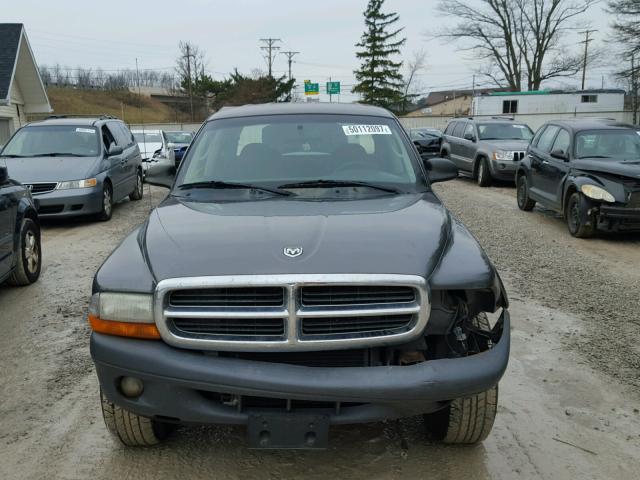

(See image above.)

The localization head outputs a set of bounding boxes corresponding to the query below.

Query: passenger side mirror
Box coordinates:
[550,149,568,161]
[463,132,476,142]
[423,157,459,184]
[107,144,123,156]
[0,166,8,184]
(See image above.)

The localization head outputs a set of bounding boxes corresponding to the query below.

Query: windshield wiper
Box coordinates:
[577,155,611,159]
[177,180,292,196]
[0,154,25,158]
[278,179,400,194]
[30,153,88,157]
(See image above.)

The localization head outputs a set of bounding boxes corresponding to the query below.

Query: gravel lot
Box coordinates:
[0,180,638,480]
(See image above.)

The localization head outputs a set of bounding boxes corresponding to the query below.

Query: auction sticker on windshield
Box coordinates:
[342,125,392,135]
[76,128,96,134]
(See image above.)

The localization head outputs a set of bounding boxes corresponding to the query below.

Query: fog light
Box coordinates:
[120,376,144,398]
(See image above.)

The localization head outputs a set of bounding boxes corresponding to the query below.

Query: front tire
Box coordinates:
[8,218,41,286]
[566,192,595,238]
[100,391,172,446]
[424,313,498,444]
[98,182,113,221]
[516,175,536,211]
[129,170,144,201]
[477,158,492,187]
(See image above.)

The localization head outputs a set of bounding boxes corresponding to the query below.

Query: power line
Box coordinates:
[280,51,299,81]
[259,38,281,78]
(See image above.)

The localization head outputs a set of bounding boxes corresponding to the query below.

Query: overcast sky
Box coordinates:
[5,0,617,102]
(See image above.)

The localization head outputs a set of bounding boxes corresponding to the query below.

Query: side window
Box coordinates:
[106,122,127,147]
[444,122,456,135]
[531,127,545,147]
[551,129,571,155]
[463,124,475,139]
[536,125,560,153]
[117,123,134,146]
[101,125,117,152]
[452,122,466,138]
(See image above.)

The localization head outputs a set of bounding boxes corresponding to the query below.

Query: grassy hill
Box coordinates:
[44,87,179,124]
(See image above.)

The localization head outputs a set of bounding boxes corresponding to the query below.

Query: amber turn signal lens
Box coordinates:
[88,314,161,339]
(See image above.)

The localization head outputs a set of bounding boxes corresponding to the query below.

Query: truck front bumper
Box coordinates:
[91,310,510,425]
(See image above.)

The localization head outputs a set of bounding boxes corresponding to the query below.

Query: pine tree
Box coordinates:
[353,0,406,111]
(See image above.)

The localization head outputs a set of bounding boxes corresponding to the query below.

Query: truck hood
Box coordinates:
[3,156,98,183]
[483,139,531,151]
[572,159,640,179]
[142,194,451,281]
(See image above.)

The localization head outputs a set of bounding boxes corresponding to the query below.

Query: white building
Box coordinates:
[0,23,51,145]
[472,90,625,116]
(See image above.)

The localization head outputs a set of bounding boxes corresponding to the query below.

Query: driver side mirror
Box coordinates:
[423,157,459,183]
[550,149,568,161]
[107,144,123,156]
[0,166,8,184]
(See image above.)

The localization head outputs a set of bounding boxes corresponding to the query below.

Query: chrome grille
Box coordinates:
[513,151,526,161]
[154,274,430,352]
[24,182,57,195]
[300,285,415,306]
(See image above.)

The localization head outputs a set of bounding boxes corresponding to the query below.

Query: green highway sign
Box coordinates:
[326,81,341,95]
[304,82,319,95]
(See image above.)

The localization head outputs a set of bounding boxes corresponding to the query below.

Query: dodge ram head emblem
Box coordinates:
[283,247,303,258]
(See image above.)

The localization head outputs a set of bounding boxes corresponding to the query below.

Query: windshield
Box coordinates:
[575,129,640,160]
[165,131,193,143]
[133,132,162,143]
[478,123,534,141]
[175,114,424,195]
[1,125,100,157]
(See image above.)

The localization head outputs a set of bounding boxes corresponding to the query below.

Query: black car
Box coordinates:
[0,164,41,286]
[408,127,442,157]
[89,103,509,449]
[516,119,640,237]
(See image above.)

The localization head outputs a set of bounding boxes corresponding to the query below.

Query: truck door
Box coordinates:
[538,128,571,210]
[528,125,559,204]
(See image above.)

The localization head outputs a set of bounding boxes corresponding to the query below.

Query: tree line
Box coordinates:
[38,65,177,90]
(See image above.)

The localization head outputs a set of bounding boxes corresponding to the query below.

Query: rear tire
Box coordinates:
[8,218,41,286]
[477,158,492,187]
[98,182,113,222]
[129,170,144,201]
[100,390,172,446]
[516,175,536,211]
[424,313,499,444]
[566,192,595,238]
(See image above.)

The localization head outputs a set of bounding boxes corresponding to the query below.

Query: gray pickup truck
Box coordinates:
[89,103,510,449]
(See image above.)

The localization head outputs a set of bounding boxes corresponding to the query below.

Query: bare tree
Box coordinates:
[402,50,427,112]
[608,0,640,55]
[435,0,598,91]
[175,41,206,90]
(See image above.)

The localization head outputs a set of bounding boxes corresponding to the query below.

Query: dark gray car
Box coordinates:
[0,117,144,220]
[88,103,510,449]
[440,118,534,186]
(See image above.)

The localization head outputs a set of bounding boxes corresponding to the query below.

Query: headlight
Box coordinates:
[57,178,98,190]
[581,184,615,203]
[492,150,514,161]
[88,292,159,339]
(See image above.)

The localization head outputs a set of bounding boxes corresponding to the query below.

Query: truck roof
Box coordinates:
[206,102,395,121]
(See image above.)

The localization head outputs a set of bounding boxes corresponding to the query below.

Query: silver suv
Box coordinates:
[440,117,534,186]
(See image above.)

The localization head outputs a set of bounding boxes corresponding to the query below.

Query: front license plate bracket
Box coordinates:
[247,413,330,449]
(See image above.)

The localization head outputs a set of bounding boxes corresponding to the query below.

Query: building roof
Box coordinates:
[208,102,394,121]
[486,89,626,97]
[418,88,507,108]
[0,23,51,112]
[0,23,22,102]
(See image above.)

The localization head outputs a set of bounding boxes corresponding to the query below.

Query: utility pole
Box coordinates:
[579,30,596,90]
[632,53,638,125]
[260,38,281,78]
[183,44,196,122]
[281,50,299,81]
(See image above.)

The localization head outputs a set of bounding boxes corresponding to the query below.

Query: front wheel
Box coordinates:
[516,175,536,211]
[100,391,172,446]
[8,218,41,286]
[566,192,595,238]
[424,313,498,444]
[477,158,492,187]
[129,170,144,201]
[97,183,113,221]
